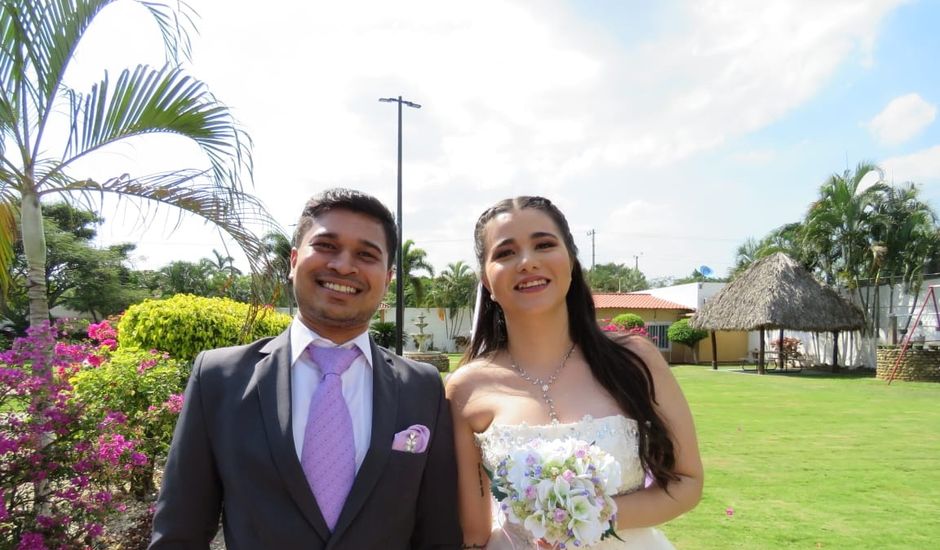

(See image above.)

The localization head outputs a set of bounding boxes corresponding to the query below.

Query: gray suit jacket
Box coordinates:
[149,330,461,549]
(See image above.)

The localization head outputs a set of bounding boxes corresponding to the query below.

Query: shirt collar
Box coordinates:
[289,316,373,368]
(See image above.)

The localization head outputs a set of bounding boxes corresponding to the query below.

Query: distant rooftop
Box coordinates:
[592,293,693,311]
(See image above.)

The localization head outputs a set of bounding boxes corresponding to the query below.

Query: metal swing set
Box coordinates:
[886,284,940,384]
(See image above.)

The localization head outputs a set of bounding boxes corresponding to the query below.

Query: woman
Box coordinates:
[446,197,702,549]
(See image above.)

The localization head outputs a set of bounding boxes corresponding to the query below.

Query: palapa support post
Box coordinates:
[758,327,766,375]
[710,330,718,370]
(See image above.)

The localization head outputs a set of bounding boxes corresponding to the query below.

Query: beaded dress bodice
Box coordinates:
[474,415,674,549]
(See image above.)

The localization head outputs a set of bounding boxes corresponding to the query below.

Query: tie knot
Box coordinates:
[308,345,361,377]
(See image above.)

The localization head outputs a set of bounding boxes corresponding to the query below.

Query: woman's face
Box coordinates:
[481,208,573,318]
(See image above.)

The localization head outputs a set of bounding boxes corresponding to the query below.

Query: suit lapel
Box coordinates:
[255,331,331,542]
[331,339,399,539]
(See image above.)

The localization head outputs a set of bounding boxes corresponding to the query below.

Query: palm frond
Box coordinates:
[50,170,277,266]
[52,64,251,191]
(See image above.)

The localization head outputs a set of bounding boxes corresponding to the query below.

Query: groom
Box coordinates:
[150,189,461,549]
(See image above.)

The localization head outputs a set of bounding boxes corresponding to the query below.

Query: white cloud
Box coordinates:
[64,0,911,278]
[867,93,937,146]
[881,145,940,184]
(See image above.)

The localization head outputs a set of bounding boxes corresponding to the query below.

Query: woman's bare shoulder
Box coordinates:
[445,356,502,398]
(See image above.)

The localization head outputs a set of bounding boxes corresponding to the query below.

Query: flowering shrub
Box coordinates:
[610,313,644,330]
[0,322,147,548]
[71,346,186,498]
[771,337,801,355]
[600,321,655,341]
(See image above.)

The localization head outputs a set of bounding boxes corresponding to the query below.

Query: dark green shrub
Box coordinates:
[117,294,291,362]
[370,321,396,348]
[611,313,644,329]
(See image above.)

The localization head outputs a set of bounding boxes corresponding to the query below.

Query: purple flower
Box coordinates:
[16,533,48,550]
[164,394,184,414]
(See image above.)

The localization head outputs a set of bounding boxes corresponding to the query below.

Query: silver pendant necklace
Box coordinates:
[508,344,576,423]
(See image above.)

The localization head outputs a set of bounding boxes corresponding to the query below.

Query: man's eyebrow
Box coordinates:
[310,232,384,254]
[358,239,384,254]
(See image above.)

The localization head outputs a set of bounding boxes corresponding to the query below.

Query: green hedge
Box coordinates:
[118,294,291,362]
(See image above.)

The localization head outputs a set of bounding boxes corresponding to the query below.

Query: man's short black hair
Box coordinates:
[292,188,398,268]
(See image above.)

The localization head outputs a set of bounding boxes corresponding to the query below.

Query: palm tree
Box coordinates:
[732,223,810,278]
[261,230,293,308]
[803,162,887,296]
[211,249,241,277]
[871,183,940,332]
[0,0,277,339]
[431,260,477,339]
[400,239,434,306]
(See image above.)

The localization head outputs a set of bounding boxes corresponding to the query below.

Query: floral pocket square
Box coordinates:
[392,424,430,453]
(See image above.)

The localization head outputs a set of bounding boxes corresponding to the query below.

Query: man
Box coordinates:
[150,189,461,549]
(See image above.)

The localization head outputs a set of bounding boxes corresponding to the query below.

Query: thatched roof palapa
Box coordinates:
[691,252,864,332]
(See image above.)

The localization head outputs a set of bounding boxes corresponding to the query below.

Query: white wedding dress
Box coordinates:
[475,415,675,549]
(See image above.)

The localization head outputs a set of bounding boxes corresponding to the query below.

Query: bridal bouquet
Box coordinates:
[490,438,622,548]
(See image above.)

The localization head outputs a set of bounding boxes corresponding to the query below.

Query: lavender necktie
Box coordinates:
[301,344,361,531]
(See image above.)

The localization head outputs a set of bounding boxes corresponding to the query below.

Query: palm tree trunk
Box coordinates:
[21,190,49,331]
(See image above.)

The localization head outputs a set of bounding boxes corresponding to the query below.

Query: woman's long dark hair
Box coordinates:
[462,196,679,488]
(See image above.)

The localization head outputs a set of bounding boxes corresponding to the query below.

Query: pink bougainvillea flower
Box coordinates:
[726,507,734,516]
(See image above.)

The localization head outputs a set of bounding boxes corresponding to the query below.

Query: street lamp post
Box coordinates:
[379,96,421,355]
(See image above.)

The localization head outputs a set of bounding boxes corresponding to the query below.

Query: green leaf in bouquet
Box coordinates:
[603,522,625,542]
[481,463,508,501]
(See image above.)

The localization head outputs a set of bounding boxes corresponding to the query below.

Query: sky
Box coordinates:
[61,0,940,281]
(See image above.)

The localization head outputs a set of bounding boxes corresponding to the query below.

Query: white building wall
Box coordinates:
[638,282,726,310]
[384,307,473,352]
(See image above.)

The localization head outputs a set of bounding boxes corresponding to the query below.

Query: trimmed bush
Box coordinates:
[118,294,291,362]
[611,313,644,329]
[667,318,709,363]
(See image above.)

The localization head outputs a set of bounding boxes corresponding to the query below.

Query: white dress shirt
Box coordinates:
[289,317,374,472]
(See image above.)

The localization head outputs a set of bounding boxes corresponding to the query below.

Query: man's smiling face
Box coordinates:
[289,208,393,343]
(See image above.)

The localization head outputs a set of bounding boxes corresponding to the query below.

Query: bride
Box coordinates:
[446,196,703,549]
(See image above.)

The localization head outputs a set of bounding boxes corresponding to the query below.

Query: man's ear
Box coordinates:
[288,248,298,282]
[385,268,394,289]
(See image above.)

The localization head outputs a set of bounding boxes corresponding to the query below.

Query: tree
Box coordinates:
[587,263,648,292]
[868,182,940,332]
[400,239,435,306]
[158,259,215,297]
[262,230,293,308]
[0,203,145,330]
[732,223,811,278]
[673,269,726,285]
[430,261,477,340]
[803,162,887,291]
[0,0,276,347]
[667,319,709,363]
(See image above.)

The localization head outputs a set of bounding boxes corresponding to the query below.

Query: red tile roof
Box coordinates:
[592,293,692,311]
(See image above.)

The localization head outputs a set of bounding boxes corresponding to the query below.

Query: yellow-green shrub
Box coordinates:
[118,294,291,362]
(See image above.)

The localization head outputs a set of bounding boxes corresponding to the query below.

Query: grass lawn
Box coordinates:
[659,366,940,549]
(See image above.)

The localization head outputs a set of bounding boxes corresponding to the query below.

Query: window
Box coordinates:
[646,323,671,351]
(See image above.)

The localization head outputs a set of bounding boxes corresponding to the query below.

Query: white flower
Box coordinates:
[523,509,548,539]
[490,437,621,547]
